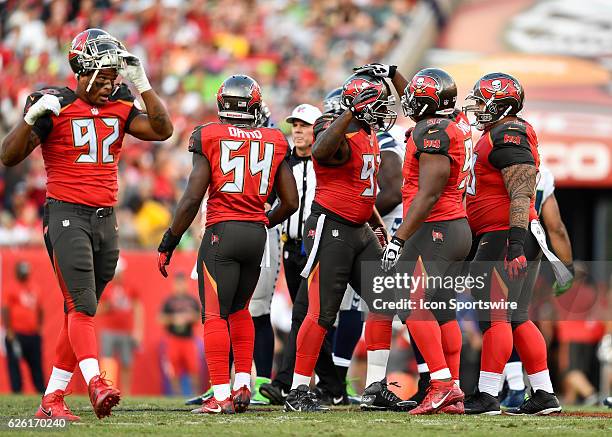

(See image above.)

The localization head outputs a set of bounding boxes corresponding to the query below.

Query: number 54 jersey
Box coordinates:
[24,85,142,207]
[402,110,473,222]
[188,123,288,227]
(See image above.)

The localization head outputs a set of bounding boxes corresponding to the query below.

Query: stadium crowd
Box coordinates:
[0,0,415,248]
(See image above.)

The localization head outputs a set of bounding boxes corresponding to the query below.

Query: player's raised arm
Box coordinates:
[266,161,298,228]
[1,94,59,166]
[119,51,173,141]
[311,110,352,165]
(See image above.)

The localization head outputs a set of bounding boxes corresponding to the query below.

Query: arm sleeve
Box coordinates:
[488,126,535,170]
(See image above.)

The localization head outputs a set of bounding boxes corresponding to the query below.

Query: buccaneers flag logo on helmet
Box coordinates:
[342,78,382,104]
[409,75,440,105]
[479,77,522,104]
[247,82,262,109]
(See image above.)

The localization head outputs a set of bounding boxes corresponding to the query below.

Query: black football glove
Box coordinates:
[158,228,182,278]
[353,63,397,79]
[350,87,379,117]
[504,227,528,281]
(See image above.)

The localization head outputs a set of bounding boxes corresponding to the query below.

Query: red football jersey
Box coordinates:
[25,85,141,207]
[189,123,288,227]
[313,127,379,224]
[466,118,540,236]
[402,111,472,222]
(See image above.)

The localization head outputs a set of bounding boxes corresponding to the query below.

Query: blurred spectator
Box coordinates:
[159,271,201,396]
[0,0,414,248]
[97,257,143,395]
[1,261,45,393]
[556,263,605,405]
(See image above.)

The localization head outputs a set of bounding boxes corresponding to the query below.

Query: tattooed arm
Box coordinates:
[1,122,41,167]
[127,90,174,141]
[501,163,537,229]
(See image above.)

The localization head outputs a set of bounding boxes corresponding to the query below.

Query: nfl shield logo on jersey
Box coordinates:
[332,229,339,238]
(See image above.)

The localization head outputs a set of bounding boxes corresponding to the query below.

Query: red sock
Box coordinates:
[67,311,97,362]
[406,320,447,374]
[228,309,255,375]
[203,318,231,386]
[294,314,326,377]
[513,321,548,374]
[480,321,513,373]
[440,321,462,381]
[54,313,77,372]
[365,313,392,351]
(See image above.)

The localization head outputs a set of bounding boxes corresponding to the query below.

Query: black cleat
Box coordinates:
[409,372,430,404]
[284,385,329,412]
[505,390,562,416]
[464,390,501,415]
[185,388,213,406]
[259,382,289,406]
[360,378,417,411]
[312,387,349,406]
[604,397,612,408]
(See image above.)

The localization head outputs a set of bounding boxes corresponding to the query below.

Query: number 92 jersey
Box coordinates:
[402,110,472,222]
[24,85,142,207]
[188,123,288,227]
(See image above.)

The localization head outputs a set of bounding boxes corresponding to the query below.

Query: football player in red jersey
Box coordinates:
[283,72,417,412]
[462,73,561,415]
[157,75,298,414]
[1,28,172,420]
[357,65,472,414]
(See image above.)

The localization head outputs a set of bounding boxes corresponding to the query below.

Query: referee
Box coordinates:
[280,104,321,302]
[262,103,348,404]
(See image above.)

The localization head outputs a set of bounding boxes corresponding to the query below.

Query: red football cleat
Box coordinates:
[232,386,251,413]
[88,374,121,419]
[410,380,464,415]
[439,400,465,414]
[191,396,235,414]
[35,390,80,421]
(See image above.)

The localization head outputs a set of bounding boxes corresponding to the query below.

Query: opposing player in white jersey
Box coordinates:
[500,164,575,408]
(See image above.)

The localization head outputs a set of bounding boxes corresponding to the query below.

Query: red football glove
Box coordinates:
[504,227,528,281]
[373,226,388,248]
[350,87,380,115]
[157,228,182,278]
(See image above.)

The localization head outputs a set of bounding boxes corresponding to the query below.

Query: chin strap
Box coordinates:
[85,69,99,93]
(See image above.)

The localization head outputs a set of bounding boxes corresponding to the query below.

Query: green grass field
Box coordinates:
[0,396,610,436]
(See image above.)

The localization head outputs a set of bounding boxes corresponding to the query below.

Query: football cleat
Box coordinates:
[439,401,464,414]
[88,374,121,419]
[250,377,271,405]
[360,378,417,412]
[500,388,527,409]
[259,381,289,405]
[232,386,251,413]
[504,390,562,416]
[35,390,80,421]
[191,396,235,414]
[410,380,464,415]
[409,372,431,405]
[464,390,501,415]
[185,387,214,406]
[603,396,612,408]
[284,385,329,412]
[312,386,349,406]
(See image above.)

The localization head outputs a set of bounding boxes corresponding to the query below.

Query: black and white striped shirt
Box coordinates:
[283,149,316,240]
